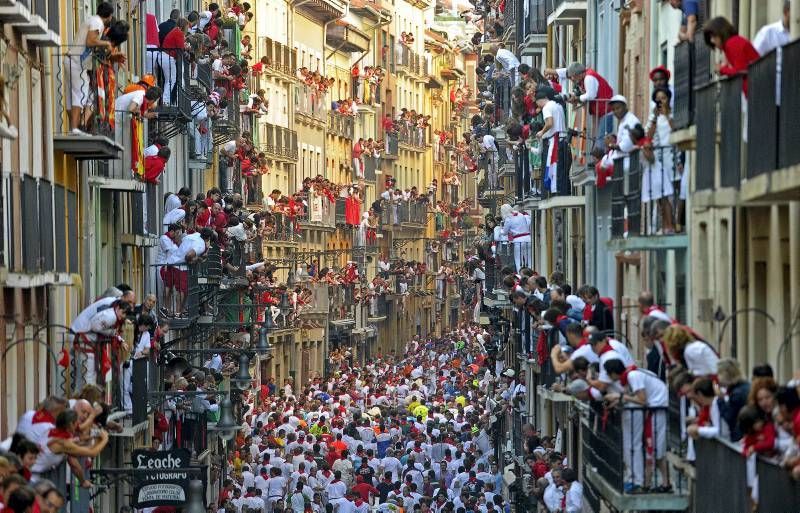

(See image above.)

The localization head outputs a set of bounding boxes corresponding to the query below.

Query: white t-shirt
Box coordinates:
[164,194,181,214]
[494,49,520,72]
[609,339,634,367]
[570,344,599,364]
[541,100,566,139]
[115,90,147,112]
[683,341,719,376]
[69,15,105,57]
[626,369,668,407]
[481,134,496,152]
[163,207,186,226]
[753,20,791,55]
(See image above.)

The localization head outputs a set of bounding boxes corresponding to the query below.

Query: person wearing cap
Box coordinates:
[606,94,642,168]
[544,62,615,150]
[534,86,570,196]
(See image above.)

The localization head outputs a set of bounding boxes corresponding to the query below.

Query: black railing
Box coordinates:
[146,48,192,118]
[756,456,800,513]
[693,81,717,192]
[673,41,694,129]
[396,123,428,147]
[583,404,671,493]
[747,51,778,179]
[335,197,347,226]
[494,75,512,123]
[692,438,749,512]
[328,111,355,139]
[362,155,378,181]
[386,132,399,156]
[779,39,800,170]
[54,50,120,138]
[719,76,743,187]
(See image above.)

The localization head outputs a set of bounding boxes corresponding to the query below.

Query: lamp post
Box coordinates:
[184,479,207,513]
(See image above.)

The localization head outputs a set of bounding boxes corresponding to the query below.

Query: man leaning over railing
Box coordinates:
[65,2,115,134]
[69,299,133,387]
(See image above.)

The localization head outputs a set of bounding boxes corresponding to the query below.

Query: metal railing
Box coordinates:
[396,201,428,226]
[154,245,223,323]
[582,403,671,493]
[328,111,355,139]
[494,241,531,272]
[385,132,399,156]
[145,48,192,117]
[295,85,328,120]
[362,155,378,181]
[692,438,749,512]
[396,123,428,147]
[300,195,336,229]
[329,283,355,322]
[259,37,297,76]
[261,123,298,160]
[263,210,300,242]
[53,49,121,138]
[299,282,330,315]
[779,39,800,170]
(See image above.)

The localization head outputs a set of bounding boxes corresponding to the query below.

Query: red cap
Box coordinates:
[649,65,671,81]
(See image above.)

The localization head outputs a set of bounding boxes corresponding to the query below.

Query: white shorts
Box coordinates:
[642,162,675,202]
[65,55,91,109]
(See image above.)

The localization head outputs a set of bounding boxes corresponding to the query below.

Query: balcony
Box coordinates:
[145,49,194,129]
[368,294,389,322]
[295,0,346,23]
[152,246,223,329]
[329,283,356,326]
[606,148,689,252]
[327,111,355,140]
[519,0,548,51]
[396,46,425,78]
[580,402,689,511]
[326,23,370,53]
[384,132,399,159]
[258,37,298,82]
[741,39,800,201]
[396,125,428,151]
[360,155,378,182]
[52,51,124,159]
[547,0,587,23]
[299,282,330,315]
[295,85,328,125]
[299,196,336,231]
[398,201,428,228]
[261,123,299,162]
[671,34,713,137]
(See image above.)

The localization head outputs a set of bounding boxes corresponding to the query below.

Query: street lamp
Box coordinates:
[185,479,206,513]
[230,353,253,390]
[256,325,271,353]
[212,396,238,442]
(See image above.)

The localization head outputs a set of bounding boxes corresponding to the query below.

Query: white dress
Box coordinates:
[642,114,675,202]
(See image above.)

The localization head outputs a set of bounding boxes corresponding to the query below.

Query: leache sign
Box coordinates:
[132,448,203,508]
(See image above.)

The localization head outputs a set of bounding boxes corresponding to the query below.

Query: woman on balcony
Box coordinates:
[703,16,760,95]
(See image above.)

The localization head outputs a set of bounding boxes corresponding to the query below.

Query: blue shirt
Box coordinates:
[681,0,699,26]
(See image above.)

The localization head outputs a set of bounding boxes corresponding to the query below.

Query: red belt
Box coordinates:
[509,233,530,240]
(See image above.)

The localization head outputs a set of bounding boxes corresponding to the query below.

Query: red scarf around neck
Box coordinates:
[32,410,55,425]
[619,365,638,387]
[48,427,73,439]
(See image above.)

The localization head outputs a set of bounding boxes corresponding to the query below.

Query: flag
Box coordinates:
[101,344,112,384]
[543,134,559,194]
[58,347,70,368]
[131,115,145,177]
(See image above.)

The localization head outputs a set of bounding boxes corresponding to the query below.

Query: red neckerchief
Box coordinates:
[644,305,662,315]
[556,314,567,324]
[619,365,638,387]
[48,427,72,439]
[576,337,588,348]
[597,343,615,356]
[697,405,711,427]
[582,304,592,321]
[536,331,547,364]
[355,499,364,507]
[32,410,55,424]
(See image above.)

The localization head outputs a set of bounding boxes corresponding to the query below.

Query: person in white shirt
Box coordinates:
[534,87,570,195]
[608,95,641,168]
[501,209,531,271]
[265,468,288,513]
[560,468,583,513]
[481,134,499,191]
[542,468,563,512]
[663,324,718,377]
[66,2,114,133]
[205,353,223,372]
[491,46,520,82]
[753,1,791,56]
[588,332,634,394]
[163,206,186,227]
[604,359,671,492]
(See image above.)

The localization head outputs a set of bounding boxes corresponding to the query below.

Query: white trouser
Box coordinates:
[145,45,158,75]
[622,409,645,486]
[512,239,530,271]
[121,361,132,411]
[161,54,177,104]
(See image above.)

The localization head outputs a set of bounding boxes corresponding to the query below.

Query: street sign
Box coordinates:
[131,448,204,508]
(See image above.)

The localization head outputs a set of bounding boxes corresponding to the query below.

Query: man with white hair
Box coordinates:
[501,208,531,271]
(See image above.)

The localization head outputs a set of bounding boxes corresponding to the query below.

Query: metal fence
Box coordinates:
[747,51,778,179]
[692,437,749,512]
[694,84,717,191]
[672,41,694,129]
[756,456,800,513]
[719,76,743,187]
[779,39,800,169]
[328,111,355,139]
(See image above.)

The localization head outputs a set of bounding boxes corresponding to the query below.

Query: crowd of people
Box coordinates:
[213,326,585,513]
